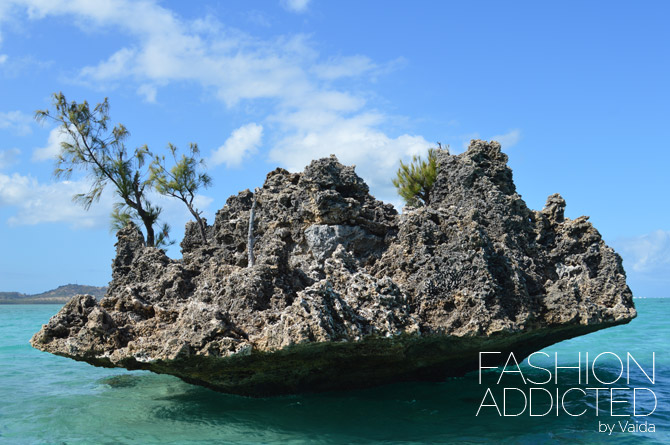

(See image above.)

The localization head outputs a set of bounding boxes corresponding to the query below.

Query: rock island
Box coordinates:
[31,140,636,396]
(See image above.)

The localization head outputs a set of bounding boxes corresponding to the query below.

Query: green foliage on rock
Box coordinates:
[150,143,212,244]
[36,92,170,247]
[392,143,447,207]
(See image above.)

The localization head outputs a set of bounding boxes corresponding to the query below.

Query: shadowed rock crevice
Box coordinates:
[31,140,635,396]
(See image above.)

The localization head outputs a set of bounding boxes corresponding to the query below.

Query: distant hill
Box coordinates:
[0,284,107,304]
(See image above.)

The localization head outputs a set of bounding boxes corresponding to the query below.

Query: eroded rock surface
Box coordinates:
[31,140,635,396]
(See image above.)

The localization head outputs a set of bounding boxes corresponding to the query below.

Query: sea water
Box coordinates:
[1,300,668,444]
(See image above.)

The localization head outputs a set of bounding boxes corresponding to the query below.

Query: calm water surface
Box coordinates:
[1,299,668,444]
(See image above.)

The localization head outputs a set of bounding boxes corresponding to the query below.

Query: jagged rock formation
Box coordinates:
[31,140,636,396]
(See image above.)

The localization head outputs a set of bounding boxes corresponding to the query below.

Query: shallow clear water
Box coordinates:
[1,300,668,444]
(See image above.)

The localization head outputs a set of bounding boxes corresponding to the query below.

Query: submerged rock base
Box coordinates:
[31,140,635,396]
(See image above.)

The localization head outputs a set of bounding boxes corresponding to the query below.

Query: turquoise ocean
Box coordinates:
[1,299,668,444]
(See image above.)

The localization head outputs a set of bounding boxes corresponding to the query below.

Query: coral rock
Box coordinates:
[31,140,635,396]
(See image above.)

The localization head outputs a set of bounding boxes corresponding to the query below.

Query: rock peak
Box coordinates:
[430,139,516,205]
[542,193,567,223]
[112,222,146,278]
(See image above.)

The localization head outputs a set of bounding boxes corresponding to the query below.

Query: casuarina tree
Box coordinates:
[35,92,170,247]
[392,143,447,207]
[150,143,212,244]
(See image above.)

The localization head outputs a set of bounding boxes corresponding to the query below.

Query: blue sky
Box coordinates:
[0,0,668,297]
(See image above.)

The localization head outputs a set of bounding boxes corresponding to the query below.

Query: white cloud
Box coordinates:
[0,148,20,169]
[244,10,272,28]
[281,0,311,13]
[211,123,263,168]
[0,2,11,45]
[9,0,430,204]
[0,170,215,231]
[491,129,521,148]
[0,172,115,228]
[0,110,33,135]
[32,126,72,161]
[0,54,7,64]
[615,230,670,274]
[72,12,318,108]
[82,47,136,81]
[137,83,157,103]
[312,55,376,80]
[269,111,430,200]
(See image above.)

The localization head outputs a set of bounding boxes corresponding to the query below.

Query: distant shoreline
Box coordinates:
[0,284,106,305]
[0,299,72,305]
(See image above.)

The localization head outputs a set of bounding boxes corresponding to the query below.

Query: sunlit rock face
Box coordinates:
[31,140,635,396]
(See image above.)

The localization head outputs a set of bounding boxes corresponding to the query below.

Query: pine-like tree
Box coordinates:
[392,143,447,207]
[35,92,169,247]
[150,143,212,244]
